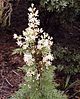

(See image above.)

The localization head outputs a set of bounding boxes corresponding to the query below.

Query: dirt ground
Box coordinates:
[0,32,24,99]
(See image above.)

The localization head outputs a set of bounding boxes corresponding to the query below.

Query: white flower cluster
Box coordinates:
[23,53,35,66]
[28,4,40,28]
[13,4,40,48]
[37,32,54,68]
[13,3,54,81]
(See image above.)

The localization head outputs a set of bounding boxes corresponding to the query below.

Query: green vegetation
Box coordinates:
[40,0,80,12]
[52,44,80,87]
[53,44,80,75]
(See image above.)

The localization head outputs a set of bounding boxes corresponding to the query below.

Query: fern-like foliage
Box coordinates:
[9,65,67,99]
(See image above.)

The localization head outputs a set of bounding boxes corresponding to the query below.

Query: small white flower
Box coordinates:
[36,73,40,80]
[27,69,35,77]
[47,54,53,61]
[33,7,36,12]
[34,28,39,33]
[45,61,51,66]
[35,20,40,26]
[24,53,32,62]
[43,57,47,62]
[30,35,35,40]
[13,34,17,39]
[50,37,53,40]
[25,36,29,41]
[27,71,32,77]
[45,65,49,69]
[41,68,43,70]
[37,44,42,49]
[23,31,27,36]
[24,83,26,85]
[43,39,49,46]
[31,3,34,8]
[28,23,35,28]
[41,35,43,39]
[33,80,34,82]
[43,33,48,38]
[32,50,35,54]
[28,84,31,89]
[25,28,34,35]
[49,41,53,46]
[43,54,53,62]
[35,10,39,16]
[16,40,22,47]
[22,44,28,49]
[48,36,50,40]
[18,35,23,39]
[36,88,38,90]
[24,53,35,65]
[40,28,43,33]
[28,13,33,19]
[28,7,32,12]
[38,39,43,44]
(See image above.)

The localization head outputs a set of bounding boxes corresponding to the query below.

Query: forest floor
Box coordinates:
[0,32,24,99]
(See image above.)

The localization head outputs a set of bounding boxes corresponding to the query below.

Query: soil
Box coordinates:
[0,32,25,99]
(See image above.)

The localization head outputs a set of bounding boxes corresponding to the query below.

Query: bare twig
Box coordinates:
[64,80,80,93]
[12,70,20,76]
[69,91,80,99]
[5,78,13,87]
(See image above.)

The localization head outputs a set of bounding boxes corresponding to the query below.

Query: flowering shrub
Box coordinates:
[10,3,67,99]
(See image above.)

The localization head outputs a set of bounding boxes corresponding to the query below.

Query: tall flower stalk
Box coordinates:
[11,3,67,99]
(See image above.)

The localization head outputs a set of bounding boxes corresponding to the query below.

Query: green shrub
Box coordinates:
[52,44,80,75]
[40,0,80,12]
[52,44,80,87]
